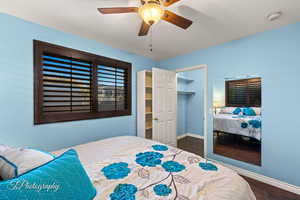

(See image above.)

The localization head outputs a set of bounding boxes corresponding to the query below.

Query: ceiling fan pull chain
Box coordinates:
[150,27,153,52]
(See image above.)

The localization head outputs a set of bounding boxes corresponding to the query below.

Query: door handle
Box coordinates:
[153,118,159,121]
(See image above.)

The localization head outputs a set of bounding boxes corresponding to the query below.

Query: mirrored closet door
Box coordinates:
[213,76,262,166]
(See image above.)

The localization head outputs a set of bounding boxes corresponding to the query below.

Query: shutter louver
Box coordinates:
[248,78,261,107]
[226,78,261,107]
[97,65,128,112]
[42,53,92,114]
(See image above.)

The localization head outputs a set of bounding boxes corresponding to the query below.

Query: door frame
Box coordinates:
[175,64,208,158]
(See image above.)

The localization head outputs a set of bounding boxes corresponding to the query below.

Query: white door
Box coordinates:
[152,68,177,147]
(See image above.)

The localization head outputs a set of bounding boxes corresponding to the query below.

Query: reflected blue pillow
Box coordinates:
[243,107,256,116]
[232,107,242,115]
[0,149,96,200]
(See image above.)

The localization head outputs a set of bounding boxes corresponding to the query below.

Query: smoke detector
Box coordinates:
[267,11,282,21]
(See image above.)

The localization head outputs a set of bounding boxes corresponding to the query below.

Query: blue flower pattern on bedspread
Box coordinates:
[110,184,137,200]
[100,145,219,199]
[135,151,163,167]
[199,162,218,171]
[153,184,172,196]
[249,120,261,128]
[162,161,186,173]
[152,144,168,151]
[101,162,131,180]
[241,122,248,128]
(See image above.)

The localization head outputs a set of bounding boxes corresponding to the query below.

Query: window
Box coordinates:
[34,40,132,124]
[225,78,261,107]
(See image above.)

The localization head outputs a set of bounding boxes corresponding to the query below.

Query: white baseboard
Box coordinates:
[177,134,188,140]
[210,159,300,195]
[177,133,204,140]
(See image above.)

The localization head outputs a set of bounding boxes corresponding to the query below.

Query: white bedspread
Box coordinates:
[214,114,262,140]
[53,136,256,200]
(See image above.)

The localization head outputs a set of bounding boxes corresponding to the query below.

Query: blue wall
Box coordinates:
[158,22,300,186]
[184,70,204,136]
[177,94,188,135]
[177,70,204,136]
[0,13,156,151]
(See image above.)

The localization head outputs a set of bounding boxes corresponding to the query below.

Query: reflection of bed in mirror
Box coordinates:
[214,107,262,141]
[213,77,262,166]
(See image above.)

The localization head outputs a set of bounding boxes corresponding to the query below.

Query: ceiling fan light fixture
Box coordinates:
[138,1,165,25]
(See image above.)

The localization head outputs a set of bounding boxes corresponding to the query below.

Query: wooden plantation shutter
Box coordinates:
[97,65,129,112]
[226,80,248,106]
[247,78,261,106]
[42,53,92,114]
[34,40,131,124]
[225,78,261,107]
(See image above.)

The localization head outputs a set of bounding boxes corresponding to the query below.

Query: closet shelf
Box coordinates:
[177,76,194,83]
[146,112,152,115]
[177,91,195,95]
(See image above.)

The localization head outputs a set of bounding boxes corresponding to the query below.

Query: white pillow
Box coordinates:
[220,107,237,114]
[0,144,9,152]
[0,146,55,180]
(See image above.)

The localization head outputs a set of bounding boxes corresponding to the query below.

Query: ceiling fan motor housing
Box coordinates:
[143,0,162,5]
[138,0,165,25]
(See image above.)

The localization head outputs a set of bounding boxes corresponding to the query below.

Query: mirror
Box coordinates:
[213,76,262,166]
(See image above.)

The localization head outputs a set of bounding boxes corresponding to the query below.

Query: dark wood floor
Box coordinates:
[213,132,261,166]
[178,136,204,157]
[177,136,300,200]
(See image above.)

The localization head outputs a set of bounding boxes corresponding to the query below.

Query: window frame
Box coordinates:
[34,40,132,125]
[225,77,261,107]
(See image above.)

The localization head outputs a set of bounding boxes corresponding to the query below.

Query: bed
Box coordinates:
[214,114,262,141]
[53,136,255,200]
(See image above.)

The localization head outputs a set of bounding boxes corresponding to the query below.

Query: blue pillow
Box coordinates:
[232,107,242,115]
[243,107,256,116]
[0,149,97,200]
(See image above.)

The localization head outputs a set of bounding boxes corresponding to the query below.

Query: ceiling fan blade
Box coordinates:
[138,21,151,36]
[162,10,193,29]
[163,0,181,7]
[97,7,138,14]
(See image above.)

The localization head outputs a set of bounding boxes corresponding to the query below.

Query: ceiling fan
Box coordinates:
[97,0,193,36]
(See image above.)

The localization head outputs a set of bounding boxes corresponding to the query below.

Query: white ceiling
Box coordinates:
[1,0,300,61]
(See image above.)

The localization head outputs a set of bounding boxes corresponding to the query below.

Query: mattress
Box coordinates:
[214,114,262,140]
[53,136,256,200]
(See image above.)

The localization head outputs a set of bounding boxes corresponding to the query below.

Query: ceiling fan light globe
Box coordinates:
[138,3,165,25]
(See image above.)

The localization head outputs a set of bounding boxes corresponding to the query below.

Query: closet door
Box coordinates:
[152,68,177,147]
